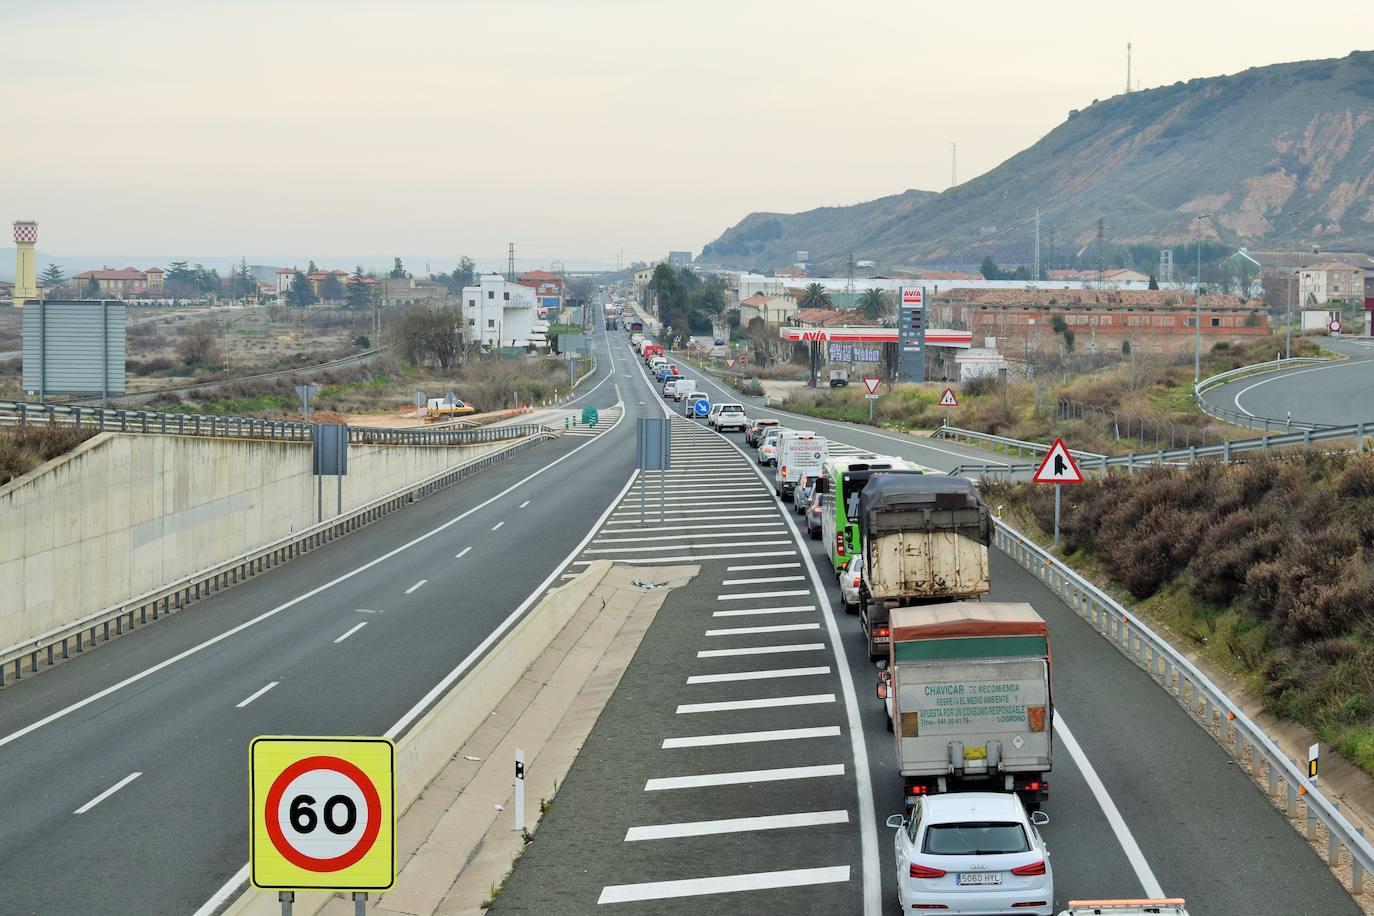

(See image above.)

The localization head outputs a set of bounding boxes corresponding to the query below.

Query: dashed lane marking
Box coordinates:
[697,643,826,658]
[597,865,851,905]
[705,622,820,636]
[716,588,811,600]
[624,810,849,841]
[686,666,832,685]
[712,605,817,618]
[645,764,845,792]
[676,693,836,714]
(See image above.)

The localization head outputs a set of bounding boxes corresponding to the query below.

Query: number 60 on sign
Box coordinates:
[250,736,396,891]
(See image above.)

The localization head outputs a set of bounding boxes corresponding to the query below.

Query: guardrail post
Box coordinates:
[1303,429,1311,449]
[1329,805,1341,865]
[1355,827,1365,892]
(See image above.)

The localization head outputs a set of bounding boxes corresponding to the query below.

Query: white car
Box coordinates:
[887,793,1053,916]
[757,426,783,465]
[707,403,748,432]
[839,554,863,614]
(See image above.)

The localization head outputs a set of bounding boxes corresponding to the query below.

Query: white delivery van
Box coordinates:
[774,430,827,499]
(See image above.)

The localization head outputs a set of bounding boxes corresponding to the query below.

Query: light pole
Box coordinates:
[1287,269,1296,360]
[1194,214,1210,383]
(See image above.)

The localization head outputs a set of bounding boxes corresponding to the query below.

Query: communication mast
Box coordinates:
[846,252,855,295]
[1126,43,1132,93]
[507,242,516,282]
[1095,218,1106,287]
[950,143,958,188]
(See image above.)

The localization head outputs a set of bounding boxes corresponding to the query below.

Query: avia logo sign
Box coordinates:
[901,287,923,306]
[799,331,828,341]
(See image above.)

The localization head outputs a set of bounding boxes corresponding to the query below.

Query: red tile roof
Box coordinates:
[73,267,148,280]
[517,270,562,280]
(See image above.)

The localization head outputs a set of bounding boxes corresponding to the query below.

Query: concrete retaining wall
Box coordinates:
[0,432,526,651]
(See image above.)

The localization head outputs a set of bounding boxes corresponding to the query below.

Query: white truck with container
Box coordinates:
[877,602,1053,810]
[856,475,991,660]
[773,430,827,499]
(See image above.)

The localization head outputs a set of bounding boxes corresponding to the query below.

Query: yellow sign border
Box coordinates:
[249,736,396,892]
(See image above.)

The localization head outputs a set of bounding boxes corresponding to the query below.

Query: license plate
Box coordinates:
[957,872,1002,886]
[874,635,889,644]
[964,747,987,761]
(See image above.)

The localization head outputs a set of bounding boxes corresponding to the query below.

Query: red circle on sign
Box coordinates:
[264,755,382,872]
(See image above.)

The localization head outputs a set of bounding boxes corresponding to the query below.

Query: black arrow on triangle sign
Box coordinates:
[1053,453,1067,477]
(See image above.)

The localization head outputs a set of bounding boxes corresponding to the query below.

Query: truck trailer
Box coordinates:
[857,474,991,659]
[878,601,1053,809]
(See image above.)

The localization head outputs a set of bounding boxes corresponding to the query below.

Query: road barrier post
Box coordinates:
[515,748,526,833]
[279,891,293,915]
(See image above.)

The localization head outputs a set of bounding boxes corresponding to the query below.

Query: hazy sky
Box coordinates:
[2,0,1367,266]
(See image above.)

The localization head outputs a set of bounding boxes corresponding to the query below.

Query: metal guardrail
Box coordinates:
[0,428,561,687]
[1193,357,1337,432]
[0,400,549,447]
[946,422,1371,478]
[994,517,1374,892]
[935,426,1106,461]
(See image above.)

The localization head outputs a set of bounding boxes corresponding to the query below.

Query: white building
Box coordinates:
[462,273,546,350]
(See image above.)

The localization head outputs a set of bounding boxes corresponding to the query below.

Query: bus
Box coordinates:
[817,454,930,576]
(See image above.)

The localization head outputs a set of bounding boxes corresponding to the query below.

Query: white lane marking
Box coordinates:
[454,547,472,559]
[620,494,773,504]
[676,693,836,714]
[333,622,368,643]
[593,528,783,544]
[727,562,802,571]
[646,764,844,792]
[625,810,848,841]
[519,500,530,509]
[235,681,279,708]
[1055,711,1165,897]
[1231,360,1363,417]
[74,772,142,814]
[601,521,784,533]
[404,579,427,594]
[717,588,811,600]
[572,551,798,565]
[710,412,884,916]
[721,575,805,585]
[584,540,792,554]
[609,510,777,521]
[491,521,505,531]
[698,643,824,658]
[662,726,841,749]
[687,666,831,684]
[20,404,632,765]
[713,605,816,618]
[705,622,820,636]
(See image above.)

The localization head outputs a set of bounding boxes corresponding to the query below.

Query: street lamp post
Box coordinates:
[1288,270,1296,360]
[1194,214,1210,383]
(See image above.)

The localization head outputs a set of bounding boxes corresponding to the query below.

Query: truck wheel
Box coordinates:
[809,527,820,541]
[844,599,858,615]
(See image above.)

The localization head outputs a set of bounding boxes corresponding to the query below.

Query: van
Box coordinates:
[774,430,827,498]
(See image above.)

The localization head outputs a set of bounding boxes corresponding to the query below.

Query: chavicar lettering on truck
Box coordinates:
[877,602,1052,810]
[856,474,992,659]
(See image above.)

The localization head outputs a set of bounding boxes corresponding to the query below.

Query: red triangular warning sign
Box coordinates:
[1032,438,1084,484]
[939,387,958,407]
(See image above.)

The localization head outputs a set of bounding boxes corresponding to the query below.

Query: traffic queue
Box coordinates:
[628,331,1187,916]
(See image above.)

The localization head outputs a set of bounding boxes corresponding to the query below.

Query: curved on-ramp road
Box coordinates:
[1200,337,1374,427]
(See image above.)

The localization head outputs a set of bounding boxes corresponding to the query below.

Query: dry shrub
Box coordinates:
[1337,455,1374,499]
[0,426,97,485]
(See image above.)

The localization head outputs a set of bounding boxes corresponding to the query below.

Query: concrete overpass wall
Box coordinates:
[0,432,519,651]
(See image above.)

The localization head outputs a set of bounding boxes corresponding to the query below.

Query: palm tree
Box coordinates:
[857,288,891,322]
[799,282,832,309]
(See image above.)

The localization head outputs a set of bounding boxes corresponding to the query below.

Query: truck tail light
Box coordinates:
[909,863,946,879]
[874,627,890,638]
[1011,860,1046,876]
[906,784,929,796]
[781,467,787,479]
[1027,705,1046,733]
[851,574,861,588]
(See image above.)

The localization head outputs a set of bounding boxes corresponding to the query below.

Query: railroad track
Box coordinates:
[51,347,387,407]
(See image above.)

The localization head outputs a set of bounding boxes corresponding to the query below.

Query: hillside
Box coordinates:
[700,51,1374,273]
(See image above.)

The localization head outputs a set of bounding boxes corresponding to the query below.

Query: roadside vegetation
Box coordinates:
[0,426,97,486]
[982,453,1374,775]
[775,336,1322,454]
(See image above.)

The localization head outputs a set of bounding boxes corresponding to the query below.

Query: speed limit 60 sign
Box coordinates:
[250,736,395,891]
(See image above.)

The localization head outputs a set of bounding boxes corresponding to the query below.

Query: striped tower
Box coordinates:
[12,220,38,308]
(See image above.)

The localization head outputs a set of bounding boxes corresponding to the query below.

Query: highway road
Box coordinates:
[1201,336,1374,427]
[0,320,639,914]
[492,333,1360,914]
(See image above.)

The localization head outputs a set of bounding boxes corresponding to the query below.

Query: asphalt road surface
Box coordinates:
[493,332,1360,915]
[0,321,639,915]
[1201,336,1374,427]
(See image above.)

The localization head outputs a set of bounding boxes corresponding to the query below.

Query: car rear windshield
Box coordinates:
[923,822,1029,855]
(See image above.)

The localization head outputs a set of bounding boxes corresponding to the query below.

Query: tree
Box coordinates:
[232,257,254,300]
[451,256,475,290]
[857,288,892,322]
[1147,274,1160,290]
[319,273,345,302]
[286,270,316,307]
[177,324,221,369]
[388,306,462,369]
[980,256,1002,280]
[40,263,65,289]
[86,278,100,298]
[346,265,372,310]
[799,282,832,309]
[166,260,193,283]
[306,260,318,275]
[390,257,406,279]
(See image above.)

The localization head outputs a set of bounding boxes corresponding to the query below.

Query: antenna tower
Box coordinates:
[507,242,515,282]
[846,253,855,295]
[1126,43,1132,93]
[951,143,958,187]
[1095,218,1106,287]
[1033,209,1041,287]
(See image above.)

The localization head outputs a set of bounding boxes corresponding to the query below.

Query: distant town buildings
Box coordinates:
[667,251,692,268]
[1299,261,1365,306]
[461,273,547,351]
[71,266,165,298]
[516,269,565,312]
[737,293,797,327]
